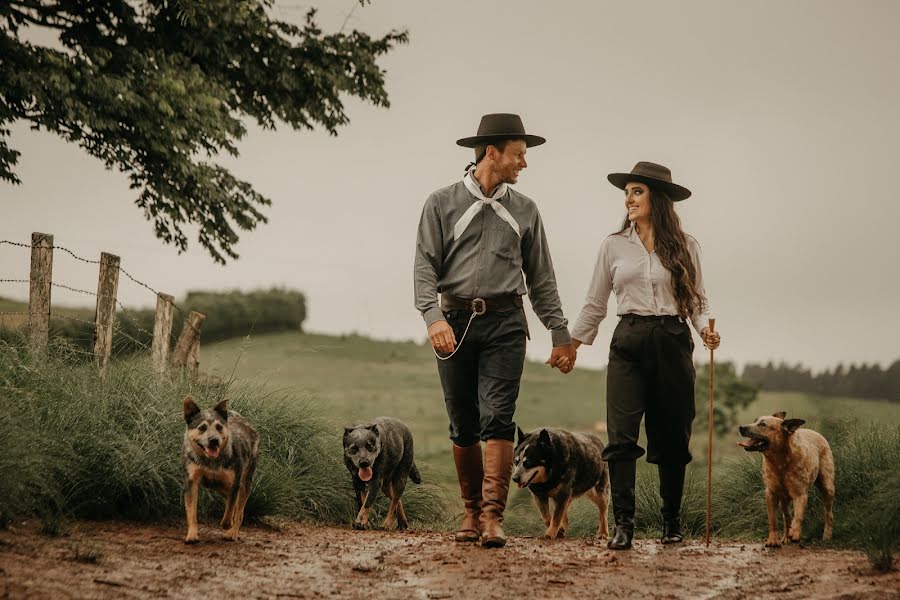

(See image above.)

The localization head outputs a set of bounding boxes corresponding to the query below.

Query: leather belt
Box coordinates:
[440,293,522,314]
[622,313,685,324]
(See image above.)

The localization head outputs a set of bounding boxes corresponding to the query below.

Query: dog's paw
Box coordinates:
[765,535,781,548]
[557,528,566,539]
[184,534,199,545]
[352,521,368,530]
[223,529,239,542]
[220,519,233,530]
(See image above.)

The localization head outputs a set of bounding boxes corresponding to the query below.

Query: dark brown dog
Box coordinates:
[738,412,835,547]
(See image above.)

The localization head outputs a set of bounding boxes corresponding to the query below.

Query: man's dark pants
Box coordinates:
[436,309,528,446]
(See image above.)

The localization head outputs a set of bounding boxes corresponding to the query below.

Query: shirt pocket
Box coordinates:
[490,225,520,261]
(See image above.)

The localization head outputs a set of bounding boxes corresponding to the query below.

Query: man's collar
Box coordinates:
[464,166,507,202]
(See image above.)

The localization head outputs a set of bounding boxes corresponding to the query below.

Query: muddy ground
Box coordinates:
[0,520,897,599]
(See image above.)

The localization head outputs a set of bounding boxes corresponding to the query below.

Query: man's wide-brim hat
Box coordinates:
[456,113,546,148]
[607,161,692,201]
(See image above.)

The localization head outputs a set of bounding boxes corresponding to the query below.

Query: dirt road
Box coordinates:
[1,520,897,599]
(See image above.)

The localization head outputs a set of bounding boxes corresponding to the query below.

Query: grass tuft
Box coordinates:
[0,339,448,529]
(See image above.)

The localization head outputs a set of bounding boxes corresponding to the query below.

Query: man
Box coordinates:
[414,113,577,548]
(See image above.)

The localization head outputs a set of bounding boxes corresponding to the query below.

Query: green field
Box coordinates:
[204,332,900,496]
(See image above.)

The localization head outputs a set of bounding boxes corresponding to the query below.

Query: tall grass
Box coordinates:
[0,339,447,530]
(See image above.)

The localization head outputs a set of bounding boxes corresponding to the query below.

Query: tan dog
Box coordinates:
[738,412,835,547]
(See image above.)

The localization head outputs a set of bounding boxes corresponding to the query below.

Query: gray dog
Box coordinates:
[343,417,421,530]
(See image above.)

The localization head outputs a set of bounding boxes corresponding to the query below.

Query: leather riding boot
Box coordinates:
[480,439,514,548]
[452,443,484,543]
[607,460,636,550]
[658,463,686,544]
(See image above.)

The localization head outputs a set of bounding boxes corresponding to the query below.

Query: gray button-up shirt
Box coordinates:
[414,177,571,346]
[571,224,712,344]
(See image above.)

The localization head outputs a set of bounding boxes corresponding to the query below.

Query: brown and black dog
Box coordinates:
[738,412,835,547]
[182,395,260,544]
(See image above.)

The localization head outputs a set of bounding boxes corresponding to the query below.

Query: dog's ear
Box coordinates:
[367,424,379,436]
[538,429,551,446]
[782,419,805,434]
[772,411,787,420]
[183,395,200,423]
[516,426,526,446]
[213,399,229,421]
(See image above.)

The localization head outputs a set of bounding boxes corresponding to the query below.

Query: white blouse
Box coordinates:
[571,225,712,344]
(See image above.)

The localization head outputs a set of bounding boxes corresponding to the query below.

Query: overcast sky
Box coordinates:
[2,0,898,372]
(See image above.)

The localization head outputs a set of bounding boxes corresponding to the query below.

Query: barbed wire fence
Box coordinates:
[0,233,206,375]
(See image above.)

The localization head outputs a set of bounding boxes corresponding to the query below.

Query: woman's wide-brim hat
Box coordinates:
[607,161,692,201]
[456,113,546,148]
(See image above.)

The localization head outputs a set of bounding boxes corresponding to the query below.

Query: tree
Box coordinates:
[694,361,759,438]
[1,0,407,263]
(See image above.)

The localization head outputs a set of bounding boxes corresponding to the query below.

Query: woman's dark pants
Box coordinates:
[602,315,696,541]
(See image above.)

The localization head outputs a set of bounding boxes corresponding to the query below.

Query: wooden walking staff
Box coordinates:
[705,318,716,547]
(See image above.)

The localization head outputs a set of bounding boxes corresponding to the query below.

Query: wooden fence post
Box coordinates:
[28,232,54,353]
[151,293,175,374]
[93,252,120,374]
[187,338,200,376]
[172,310,205,370]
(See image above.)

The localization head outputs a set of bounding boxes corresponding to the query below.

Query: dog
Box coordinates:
[343,417,421,530]
[738,411,835,547]
[182,395,259,544]
[512,427,610,539]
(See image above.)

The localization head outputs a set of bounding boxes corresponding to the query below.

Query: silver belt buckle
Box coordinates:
[471,298,486,316]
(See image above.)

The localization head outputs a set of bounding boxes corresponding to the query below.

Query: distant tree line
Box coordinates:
[742,360,900,402]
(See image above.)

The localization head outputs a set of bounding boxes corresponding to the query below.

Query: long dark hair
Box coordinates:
[617,186,702,318]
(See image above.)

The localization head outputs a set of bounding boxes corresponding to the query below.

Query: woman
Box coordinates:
[571,161,721,550]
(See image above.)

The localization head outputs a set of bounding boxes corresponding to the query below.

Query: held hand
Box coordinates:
[700,327,721,350]
[428,320,457,354]
[546,343,577,374]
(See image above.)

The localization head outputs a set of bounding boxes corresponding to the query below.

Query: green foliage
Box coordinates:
[695,361,759,437]
[179,288,307,342]
[0,338,449,528]
[0,1,408,263]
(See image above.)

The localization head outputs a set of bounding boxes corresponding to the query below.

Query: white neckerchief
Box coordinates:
[454,167,521,240]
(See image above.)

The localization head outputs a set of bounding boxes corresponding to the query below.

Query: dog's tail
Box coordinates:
[410,462,422,485]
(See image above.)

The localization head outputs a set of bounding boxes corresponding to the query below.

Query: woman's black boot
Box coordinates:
[607,460,636,550]
[658,463,685,544]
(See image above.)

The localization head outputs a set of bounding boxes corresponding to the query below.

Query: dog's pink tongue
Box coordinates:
[737,440,752,448]
[205,446,221,458]
[358,467,373,482]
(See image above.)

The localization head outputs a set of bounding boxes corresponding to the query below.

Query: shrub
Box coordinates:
[0,288,307,359]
